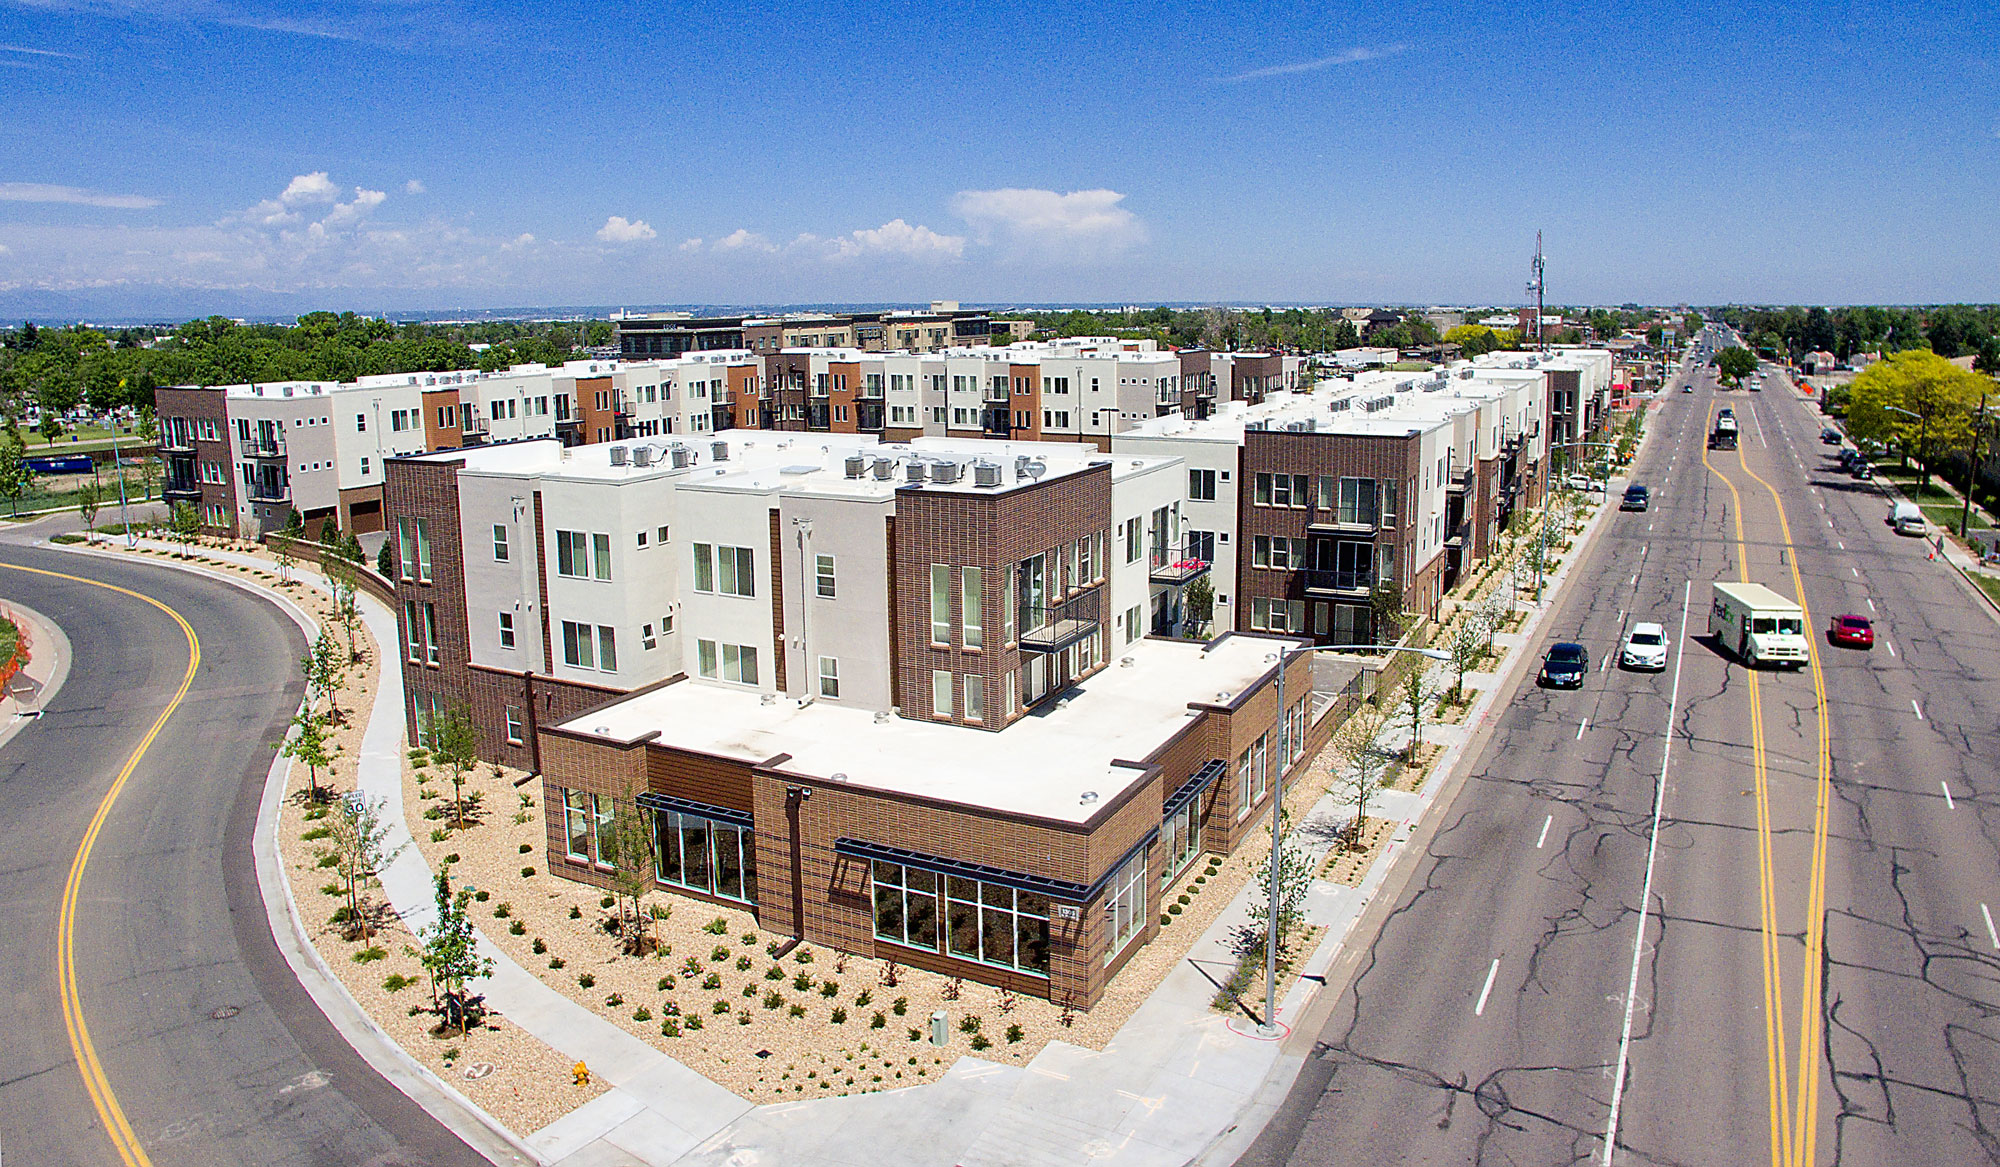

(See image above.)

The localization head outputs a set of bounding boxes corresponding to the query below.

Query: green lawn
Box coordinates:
[1973,572,2000,609]
[1921,503,1992,533]
[0,617,16,667]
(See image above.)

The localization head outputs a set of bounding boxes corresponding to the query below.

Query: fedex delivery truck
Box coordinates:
[1709,582,1809,668]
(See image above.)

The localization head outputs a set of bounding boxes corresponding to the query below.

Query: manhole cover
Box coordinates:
[210,1005,240,1020]
[463,1062,495,1080]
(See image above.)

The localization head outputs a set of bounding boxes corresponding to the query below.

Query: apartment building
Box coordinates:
[1470,348,1613,465]
[617,305,994,359]
[1116,362,1549,645]
[156,384,237,531]
[384,430,1304,1006]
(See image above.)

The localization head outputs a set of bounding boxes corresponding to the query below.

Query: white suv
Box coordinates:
[1621,622,1669,671]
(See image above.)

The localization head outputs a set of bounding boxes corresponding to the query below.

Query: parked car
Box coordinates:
[1827,614,1875,649]
[1852,462,1874,480]
[1620,622,1669,671]
[1820,427,1842,444]
[1538,642,1590,688]
[1621,484,1650,511]
[1683,384,1694,393]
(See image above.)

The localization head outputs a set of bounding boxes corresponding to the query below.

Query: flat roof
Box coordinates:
[559,633,1303,825]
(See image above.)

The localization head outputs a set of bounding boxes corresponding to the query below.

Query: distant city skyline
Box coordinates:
[1,0,1996,316]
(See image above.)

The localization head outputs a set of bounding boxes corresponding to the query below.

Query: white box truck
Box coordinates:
[1710,582,1810,668]
[1888,500,1926,536]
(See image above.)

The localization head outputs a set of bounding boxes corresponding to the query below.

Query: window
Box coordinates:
[1124,603,1142,645]
[360,457,371,477]
[964,674,985,722]
[643,623,657,651]
[930,564,951,643]
[597,626,617,673]
[1250,597,1306,633]
[872,863,1049,975]
[636,530,648,548]
[932,670,953,718]
[694,544,755,597]
[1078,533,1096,583]
[422,603,439,665]
[492,524,509,561]
[498,611,516,649]
[1333,477,1379,526]
[1122,516,1141,563]
[1162,799,1203,889]
[1251,535,1307,570]
[653,809,756,903]
[564,789,593,861]
[816,554,836,599]
[593,533,612,580]
[504,705,524,745]
[562,620,595,669]
[697,640,759,685]
[1189,468,1216,501]
[1188,530,1216,563]
[961,566,983,649]
[658,525,670,544]
[1104,850,1147,961]
[403,599,422,662]
[818,656,840,698]
[870,862,941,953]
[1253,473,1310,508]
[395,517,431,582]
[556,530,590,578]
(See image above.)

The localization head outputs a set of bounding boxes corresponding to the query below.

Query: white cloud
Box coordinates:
[951,188,1146,259]
[714,228,777,254]
[504,233,535,250]
[596,215,657,244]
[840,218,964,260]
[679,237,703,252]
[0,43,83,61]
[0,182,161,209]
[280,172,338,205]
[1219,44,1408,83]
[405,179,426,194]
[320,187,386,226]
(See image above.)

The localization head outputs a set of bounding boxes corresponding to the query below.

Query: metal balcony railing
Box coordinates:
[1018,587,1102,653]
[1304,569,1377,593]
[1148,539,1211,586]
[239,436,285,457]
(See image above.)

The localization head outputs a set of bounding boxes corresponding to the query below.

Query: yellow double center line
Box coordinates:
[1699,431,1835,1167]
[5,562,200,1167]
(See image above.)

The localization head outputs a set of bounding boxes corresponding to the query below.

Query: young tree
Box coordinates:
[0,433,38,516]
[1715,345,1758,387]
[595,794,658,955]
[37,412,64,447]
[320,794,403,941]
[76,479,103,538]
[1368,581,1404,646]
[303,628,348,722]
[1401,668,1433,755]
[376,537,396,578]
[1183,574,1215,639]
[278,707,333,804]
[416,858,493,1035]
[1445,616,1486,702]
[1330,701,1392,850]
[424,703,479,829]
[269,527,297,583]
[1246,808,1314,961]
[324,556,364,663]
[169,499,200,552]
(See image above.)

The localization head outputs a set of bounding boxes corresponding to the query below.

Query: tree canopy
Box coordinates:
[1717,303,2000,363]
[1843,349,1993,470]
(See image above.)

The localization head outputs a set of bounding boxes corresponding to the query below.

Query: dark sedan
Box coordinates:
[1538,642,1590,688]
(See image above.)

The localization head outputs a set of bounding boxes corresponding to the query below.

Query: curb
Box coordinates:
[53,540,538,1166]
[0,598,72,754]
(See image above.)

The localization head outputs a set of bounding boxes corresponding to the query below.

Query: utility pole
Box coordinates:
[1963,393,1990,539]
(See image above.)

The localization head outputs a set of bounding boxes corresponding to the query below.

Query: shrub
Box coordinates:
[317,853,340,868]
[600,895,615,909]
[789,1003,807,1018]
[741,932,758,946]
[662,999,679,1015]
[661,1018,681,1036]
[320,883,343,897]
[793,972,814,993]
[446,853,461,866]
[578,973,596,989]
[794,948,814,964]
[569,905,582,919]
[741,984,756,998]
[519,843,533,854]
[493,902,510,918]
[766,940,780,957]
[703,917,729,935]
[685,1014,704,1031]
[682,956,702,977]
[855,989,872,1008]
[508,921,526,935]
[871,1010,886,1028]
[634,1007,651,1022]
[969,1034,992,1051]
[532,938,547,955]
[605,992,623,1007]
[1006,1024,1023,1043]
[549,957,565,970]
[658,976,675,992]
[521,866,536,878]
[736,956,752,971]
[907,1027,922,1041]
[428,828,449,843]
[712,1000,731,1015]
[710,945,730,962]
[765,966,785,981]
[763,989,784,1010]
[1177,894,1190,906]
[1169,904,1184,916]
[819,981,839,999]
[830,1007,848,1024]
[383,974,415,992]
[702,973,722,991]
[892,997,908,1016]
[349,946,385,964]
[958,1015,981,1034]
[301,826,331,842]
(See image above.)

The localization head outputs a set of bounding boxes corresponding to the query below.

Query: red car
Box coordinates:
[1828,614,1874,649]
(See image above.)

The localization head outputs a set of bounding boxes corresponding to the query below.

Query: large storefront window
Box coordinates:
[1162,800,1204,889]
[652,809,756,904]
[872,861,1049,977]
[1104,850,1147,962]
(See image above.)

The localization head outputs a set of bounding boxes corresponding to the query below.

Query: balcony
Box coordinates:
[1446,468,1472,493]
[247,479,290,504]
[159,432,196,454]
[1310,512,1380,536]
[162,478,202,502]
[1148,539,1210,586]
[1018,587,1102,654]
[1304,569,1377,595]
[984,384,1011,404]
[861,382,885,401]
[239,436,286,458]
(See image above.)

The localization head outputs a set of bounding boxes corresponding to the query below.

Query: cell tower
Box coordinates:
[1526,231,1546,351]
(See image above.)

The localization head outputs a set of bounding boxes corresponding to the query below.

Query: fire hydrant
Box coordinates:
[573,1061,591,1087]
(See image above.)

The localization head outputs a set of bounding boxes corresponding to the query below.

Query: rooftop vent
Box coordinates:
[632,445,655,467]
[931,461,961,485]
[872,457,897,481]
[906,461,929,484]
[844,454,867,479]
[1015,454,1033,475]
[609,445,629,466]
[972,461,1003,488]
[760,693,777,706]
[670,446,692,469]
[711,440,730,462]
[1078,790,1099,806]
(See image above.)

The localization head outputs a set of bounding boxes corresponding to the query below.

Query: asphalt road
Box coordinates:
[1240,338,2000,1165]
[0,535,488,1167]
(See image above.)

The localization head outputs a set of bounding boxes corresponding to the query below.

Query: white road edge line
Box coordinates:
[1866,598,1874,611]
[1913,699,1924,720]
[1600,578,1692,1167]
[1985,904,1999,951]
[1475,958,1500,1016]
[1578,718,1590,739]
[1942,781,1956,810]
[1887,640,1897,657]
[1537,814,1553,849]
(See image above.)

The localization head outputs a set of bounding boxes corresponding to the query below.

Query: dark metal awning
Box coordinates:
[1164,759,1226,817]
[637,791,752,828]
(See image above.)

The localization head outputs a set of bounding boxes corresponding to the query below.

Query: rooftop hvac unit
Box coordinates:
[609,445,629,466]
[711,440,730,462]
[1328,398,1351,412]
[1461,368,1476,379]
[1014,454,1033,475]
[632,445,655,467]
[932,461,961,485]
[670,446,692,469]
[972,461,1003,487]
[870,457,896,480]
[844,454,867,478]
[906,461,929,484]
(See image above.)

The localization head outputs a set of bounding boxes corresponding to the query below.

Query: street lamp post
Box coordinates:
[1961,394,1989,540]
[1258,639,1447,1037]
[110,430,132,548]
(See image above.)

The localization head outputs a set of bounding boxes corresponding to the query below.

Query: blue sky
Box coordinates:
[0,0,1995,314]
